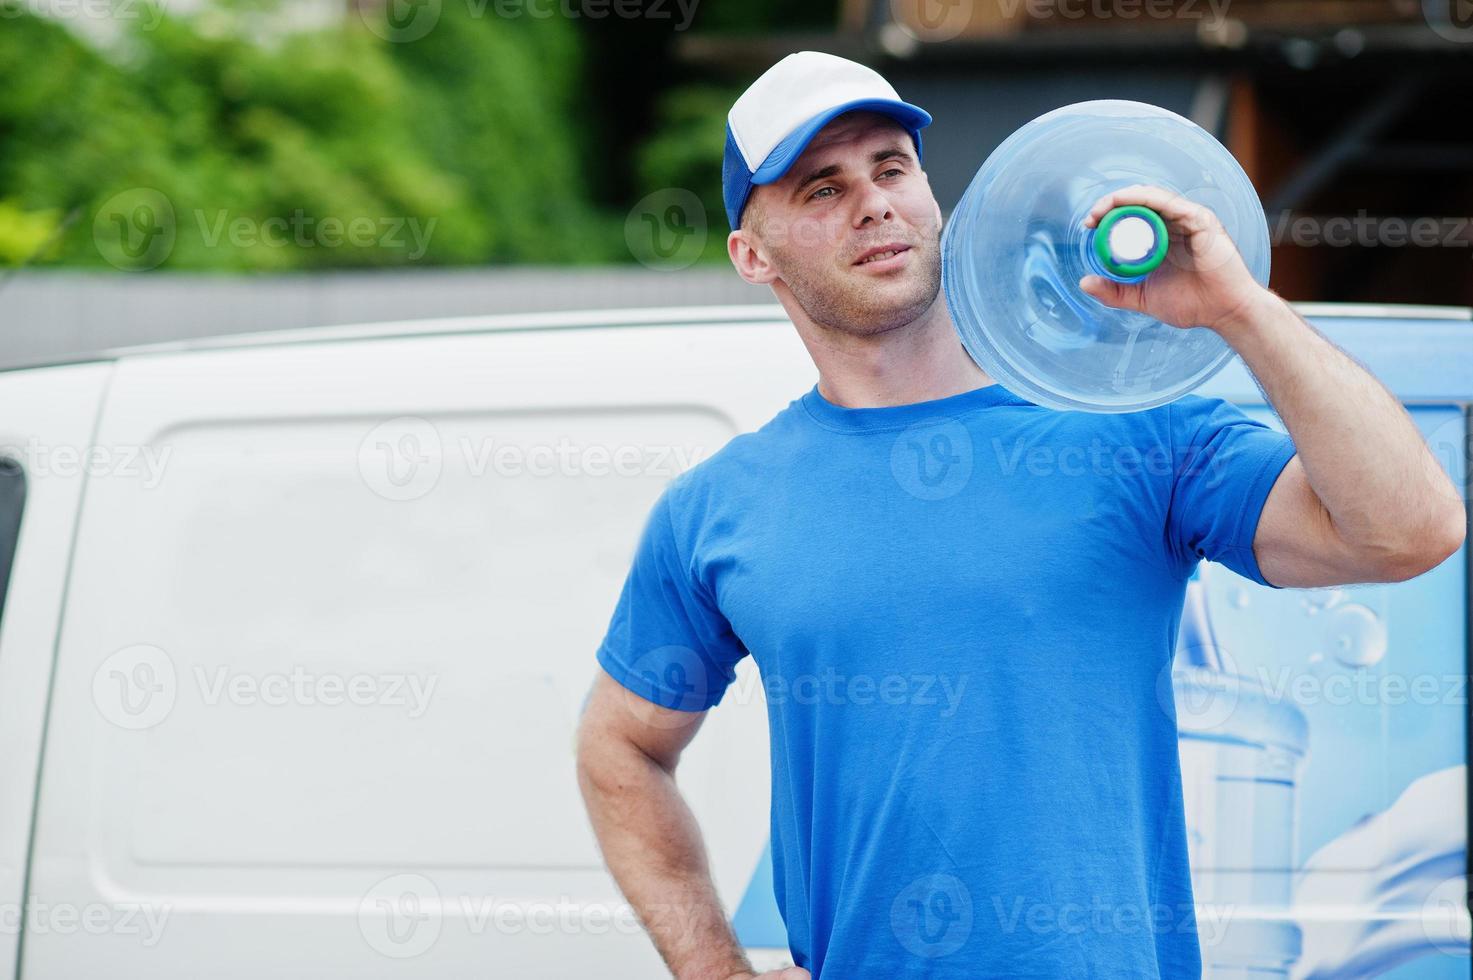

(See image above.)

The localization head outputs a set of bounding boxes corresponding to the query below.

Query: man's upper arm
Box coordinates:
[578,669,708,774]
[1166,395,1299,587]
[585,481,749,756]
[1252,454,1414,589]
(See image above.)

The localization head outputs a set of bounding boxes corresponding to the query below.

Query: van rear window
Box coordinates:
[0,455,26,629]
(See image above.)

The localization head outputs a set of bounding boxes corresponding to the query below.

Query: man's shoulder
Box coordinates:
[661,394,808,509]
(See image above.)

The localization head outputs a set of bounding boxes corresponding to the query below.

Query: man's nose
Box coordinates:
[852,181,895,227]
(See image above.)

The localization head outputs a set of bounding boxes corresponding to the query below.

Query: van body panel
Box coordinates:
[0,363,113,979]
[4,307,1468,978]
[22,323,814,977]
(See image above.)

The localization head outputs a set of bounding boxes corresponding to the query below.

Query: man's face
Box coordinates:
[738,111,944,337]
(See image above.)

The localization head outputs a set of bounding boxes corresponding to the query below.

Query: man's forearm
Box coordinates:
[577,742,752,979]
[1216,289,1463,557]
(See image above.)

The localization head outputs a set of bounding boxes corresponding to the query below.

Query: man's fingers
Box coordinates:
[1082,184,1209,230]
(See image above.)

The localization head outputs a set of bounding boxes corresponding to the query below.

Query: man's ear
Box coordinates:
[728,228,779,286]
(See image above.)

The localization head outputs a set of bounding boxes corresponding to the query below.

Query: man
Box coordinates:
[575,51,1465,979]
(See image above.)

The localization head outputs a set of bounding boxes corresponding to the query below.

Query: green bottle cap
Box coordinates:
[1093,205,1169,279]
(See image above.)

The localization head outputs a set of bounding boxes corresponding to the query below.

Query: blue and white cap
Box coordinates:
[722,51,932,230]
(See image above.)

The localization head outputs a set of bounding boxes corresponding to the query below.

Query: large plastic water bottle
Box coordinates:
[942,100,1271,413]
[1173,567,1308,978]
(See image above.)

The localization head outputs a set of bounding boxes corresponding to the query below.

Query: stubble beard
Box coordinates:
[773,230,943,339]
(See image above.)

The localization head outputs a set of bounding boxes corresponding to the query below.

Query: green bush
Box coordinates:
[0,199,62,265]
[634,83,740,264]
[0,0,620,270]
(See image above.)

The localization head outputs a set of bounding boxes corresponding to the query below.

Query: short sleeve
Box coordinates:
[595,487,748,712]
[1165,395,1297,588]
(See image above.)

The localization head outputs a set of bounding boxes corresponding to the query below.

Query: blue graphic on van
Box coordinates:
[732,839,786,949]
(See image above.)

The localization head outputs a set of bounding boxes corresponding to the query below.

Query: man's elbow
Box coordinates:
[575,710,617,781]
[575,717,625,809]
[1372,504,1467,582]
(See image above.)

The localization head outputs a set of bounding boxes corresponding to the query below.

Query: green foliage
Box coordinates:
[0,0,620,270]
[635,84,740,263]
[0,0,838,272]
[0,200,62,265]
[388,1,615,263]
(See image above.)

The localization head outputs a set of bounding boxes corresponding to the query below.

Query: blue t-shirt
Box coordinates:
[595,381,1297,979]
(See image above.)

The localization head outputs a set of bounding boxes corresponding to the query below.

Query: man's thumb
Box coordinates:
[1079,275,1141,312]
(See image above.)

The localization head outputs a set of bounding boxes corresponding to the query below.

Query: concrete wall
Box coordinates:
[0,266,772,369]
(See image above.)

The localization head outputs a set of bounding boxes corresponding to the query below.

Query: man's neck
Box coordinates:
[805,300,997,410]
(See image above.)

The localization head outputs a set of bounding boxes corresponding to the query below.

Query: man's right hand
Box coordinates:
[726,969,811,980]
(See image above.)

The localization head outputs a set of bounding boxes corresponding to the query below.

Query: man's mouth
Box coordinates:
[854,244,912,266]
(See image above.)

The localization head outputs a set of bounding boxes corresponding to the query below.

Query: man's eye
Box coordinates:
[810,187,836,201]
[880,168,904,179]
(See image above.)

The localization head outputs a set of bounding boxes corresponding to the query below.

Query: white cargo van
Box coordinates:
[0,304,1465,979]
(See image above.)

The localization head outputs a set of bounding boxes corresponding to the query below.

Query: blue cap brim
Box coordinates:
[751,98,931,185]
[723,98,931,229]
